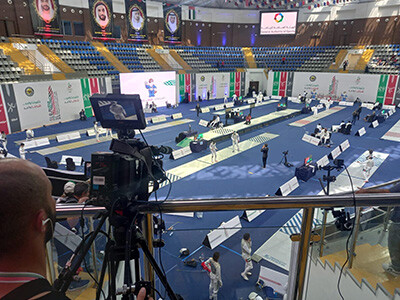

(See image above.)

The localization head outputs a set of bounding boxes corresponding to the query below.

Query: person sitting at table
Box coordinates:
[364,111,377,123]
[151,101,157,113]
[338,120,346,133]
[79,109,87,121]
[311,127,320,137]
[245,114,251,125]
[316,123,322,132]
[373,102,382,111]
[320,128,331,146]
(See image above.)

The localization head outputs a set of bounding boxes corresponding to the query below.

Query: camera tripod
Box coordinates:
[54,204,181,300]
[279,151,293,167]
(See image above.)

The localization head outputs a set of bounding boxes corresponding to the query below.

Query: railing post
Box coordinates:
[294,208,314,300]
[319,209,328,257]
[142,213,155,299]
[348,207,362,268]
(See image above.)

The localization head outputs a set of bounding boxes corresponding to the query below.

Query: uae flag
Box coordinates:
[188,6,196,20]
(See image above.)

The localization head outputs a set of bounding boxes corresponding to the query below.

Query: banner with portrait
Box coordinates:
[90,0,114,38]
[29,0,62,35]
[126,0,147,41]
[163,6,182,43]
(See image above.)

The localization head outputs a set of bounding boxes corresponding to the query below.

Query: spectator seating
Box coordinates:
[104,42,161,72]
[41,39,118,77]
[366,44,400,74]
[0,48,23,83]
[165,45,245,72]
[252,46,345,72]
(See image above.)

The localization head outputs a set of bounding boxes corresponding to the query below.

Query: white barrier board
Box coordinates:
[56,131,81,143]
[171,146,192,160]
[60,155,83,166]
[206,215,242,250]
[23,138,50,149]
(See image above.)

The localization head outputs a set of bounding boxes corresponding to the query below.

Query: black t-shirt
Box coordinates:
[261,147,269,158]
[2,278,70,300]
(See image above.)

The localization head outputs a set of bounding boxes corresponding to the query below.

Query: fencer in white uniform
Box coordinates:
[224,94,228,103]
[232,93,237,102]
[19,143,26,160]
[360,156,374,182]
[312,106,318,116]
[0,131,7,151]
[205,252,222,300]
[210,116,220,128]
[241,233,253,281]
[231,131,240,152]
[26,129,34,141]
[210,141,218,163]
[257,92,263,104]
[94,121,100,142]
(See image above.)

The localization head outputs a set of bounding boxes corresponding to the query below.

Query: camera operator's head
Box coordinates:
[0,159,55,277]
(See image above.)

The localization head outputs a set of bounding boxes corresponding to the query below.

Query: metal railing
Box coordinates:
[56,191,400,300]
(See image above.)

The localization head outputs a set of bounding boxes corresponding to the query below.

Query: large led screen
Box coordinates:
[120,72,176,107]
[260,11,298,35]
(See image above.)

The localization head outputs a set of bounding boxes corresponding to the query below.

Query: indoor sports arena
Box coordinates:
[1,0,400,299]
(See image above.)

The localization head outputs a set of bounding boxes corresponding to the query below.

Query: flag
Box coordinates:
[189,6,196,20]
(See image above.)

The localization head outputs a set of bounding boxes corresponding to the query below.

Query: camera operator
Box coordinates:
[261,144,269,168]
[0,158,65,299]
[0,159,153,300]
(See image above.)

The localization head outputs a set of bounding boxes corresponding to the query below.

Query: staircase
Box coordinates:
[320,243,400,297]
[242,47,257,68]
[330,49,348,71]
[146,46,172,71]
[355,49,375,71]
[169,49,192,72]
[0,43,43,75]
[37,44,75,73]
[91,41,130,73]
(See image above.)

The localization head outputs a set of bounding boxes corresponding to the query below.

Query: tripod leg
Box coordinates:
[96,240,113,300]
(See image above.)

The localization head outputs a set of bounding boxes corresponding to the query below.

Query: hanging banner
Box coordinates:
[164,6,182,43]
[286,72,294,97]
[241,72,246,96]
[395,77,400,106]
[80,78,93,117]
[126,0,147,41]
[279,72,288,97]
[1,85,21,133]
[376,74,388,104]
[0,92,9,134]
[90,0,114,38]
[29,0,62,35]
[272,72,280,96]
[384,75,398,105]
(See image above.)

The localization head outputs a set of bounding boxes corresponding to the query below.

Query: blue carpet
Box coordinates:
[6,98,400,298]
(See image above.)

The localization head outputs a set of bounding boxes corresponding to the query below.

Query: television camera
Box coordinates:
[54,94,180,300]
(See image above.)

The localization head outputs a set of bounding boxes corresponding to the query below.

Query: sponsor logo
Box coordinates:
[378,86,386,93]
[356,76,361,85]
[67,83,73,93]
[25,87,34,97]
[200,76,205,82]
[274,13,284,23]
[7,102,15,113]
[309,75,316,82]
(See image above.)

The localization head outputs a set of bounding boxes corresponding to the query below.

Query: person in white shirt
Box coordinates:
[94,121,100,142]
[224,94,228,104]
[26,129,34,141]
[231,131,240,152]
[204,252,222,300]
[232,93,237,102]
[106,128,112,138]
[325,99,332,110]
[241,233,253,281]
[359,156,374,182]
[19,143,26,160]
[312,106,318,116]
[316,123,322,132]
[210,141,218,163]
